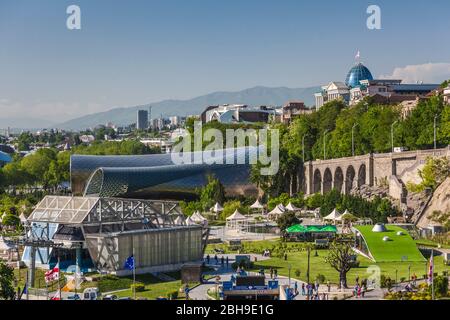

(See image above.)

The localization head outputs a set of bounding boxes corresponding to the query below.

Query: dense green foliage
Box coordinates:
[0,261,15,300]
[72,140,159,155]
[407,157,450,192]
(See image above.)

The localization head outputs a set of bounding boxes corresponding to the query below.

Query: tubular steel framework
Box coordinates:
[23,196,208,275]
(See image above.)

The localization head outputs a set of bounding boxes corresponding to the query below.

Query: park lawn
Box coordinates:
[114,280,188,300]
[252,249,449,285]
[355,225,426,262]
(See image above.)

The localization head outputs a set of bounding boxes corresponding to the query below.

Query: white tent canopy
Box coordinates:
[185,216,197,226]
[174,216,185,225]
[323,208,342,221]
[226,209,247,221]
[250,199,264,209]
[191,211,207,223]
[210,202,224,213]
[268,204,286,217]
[19,213,28,224]
[285,202,300,212]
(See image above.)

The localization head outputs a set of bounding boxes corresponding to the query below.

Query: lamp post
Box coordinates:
[352,123,359,157]
[391,121,399,153]
[408,264,411,282]
[302,134,309,162]
[323,130,330,160]
[288,264,292,288]
[434,114,438,150]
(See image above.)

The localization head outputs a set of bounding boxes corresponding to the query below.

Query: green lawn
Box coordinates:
[253,249,449,285]
[355,225,426,262]
[114,279,191,300]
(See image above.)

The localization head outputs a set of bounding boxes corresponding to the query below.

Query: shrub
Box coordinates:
[130,283,145,292]
[430,276,449,297]
[167,290,179,300]
[294,269,301,278]
[316,274,326,284]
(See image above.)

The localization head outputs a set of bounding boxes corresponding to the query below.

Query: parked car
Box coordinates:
[82,287,101,300]
[103,294,118,300]
[67,294,81,300]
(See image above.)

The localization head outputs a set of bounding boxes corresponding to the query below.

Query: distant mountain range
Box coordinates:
[53,86,319,130]
[0,117,56,131]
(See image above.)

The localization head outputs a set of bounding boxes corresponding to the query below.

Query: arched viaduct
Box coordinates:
[302,147,450,199]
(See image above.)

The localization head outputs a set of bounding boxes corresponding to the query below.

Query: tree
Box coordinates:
[325,242,355,289]
[199,175,226,211]
[0,261,15,300]
[276,211,299,234]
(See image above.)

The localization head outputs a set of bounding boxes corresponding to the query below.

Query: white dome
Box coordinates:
[372,223,387,232]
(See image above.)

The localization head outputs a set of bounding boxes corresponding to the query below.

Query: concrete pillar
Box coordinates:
[368,154,374,186]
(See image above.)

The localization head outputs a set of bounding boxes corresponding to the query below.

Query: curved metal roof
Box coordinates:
[0,151,12,164]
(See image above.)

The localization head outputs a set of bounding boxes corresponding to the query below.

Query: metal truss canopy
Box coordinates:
[27,196,184,229]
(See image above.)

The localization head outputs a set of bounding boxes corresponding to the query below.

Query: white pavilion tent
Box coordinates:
[191,211,208,226]
[174,216,185,225]
[267,204,286,220]
[250,199,265,215]
[323,209,342,222]
[210,202,224,213]
[285,202,300,212]
[226,209,248,229]
[185,216,197,226]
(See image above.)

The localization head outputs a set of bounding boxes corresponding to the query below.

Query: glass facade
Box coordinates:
[345,63,374,88]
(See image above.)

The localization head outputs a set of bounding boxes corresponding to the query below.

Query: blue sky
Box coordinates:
[1,0,450,122]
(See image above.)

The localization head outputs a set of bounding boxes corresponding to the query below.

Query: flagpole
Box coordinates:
[431,249,435,300]
[133,239,136,300]
[58,256,62,300]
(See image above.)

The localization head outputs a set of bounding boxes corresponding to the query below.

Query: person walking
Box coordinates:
[274,269,278,279]
[294,281,298,296]
[226,256,229,268]
[221,256,224,266]
[301,283,306,296]
[315,280,320,293]
[327,280,331,292]
[206,254,210,265]
[214,254,218,265]
[270,268,273,279]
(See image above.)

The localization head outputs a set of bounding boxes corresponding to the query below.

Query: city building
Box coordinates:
[315,60,440,108]
[169,116,180,127]
[444,85,450,104]
[79,134,95,144]
[137,109,149,130]
[201,104,272,124]
[281,101,313,124]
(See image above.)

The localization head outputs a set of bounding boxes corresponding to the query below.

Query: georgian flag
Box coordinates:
[355,50,361,60]
[45,262,60,283]
[50,290,61,300]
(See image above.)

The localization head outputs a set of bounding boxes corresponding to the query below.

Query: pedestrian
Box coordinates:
[206,254,210,264]
[357,285,362,298]
[327,280,331,292]
[284,253,288,261]
[214,254,218,264]
[226,256,229,267]
[315,279,320,293]
[274,269,278,279]
[361,284,366,298]
[301,283,306,296]
[294,281,298,295]
[221,256,224,266]
[270,268,273,279]
[322,292,327,300]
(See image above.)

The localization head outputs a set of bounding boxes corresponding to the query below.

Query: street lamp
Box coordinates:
[391,121,399,153]
[352,123,359,157]
[323,130,330,160]
[288,264,292,288]
[302,134,309,162]
[434,114,438,150]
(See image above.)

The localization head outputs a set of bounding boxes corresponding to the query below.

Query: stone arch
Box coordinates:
[313,169,322,194]
[344,165,356,195]
[358,164,367,187]
[334,167,344,193]
[323,168,333,194]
